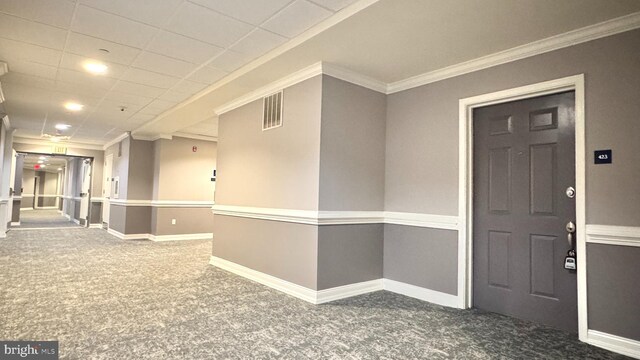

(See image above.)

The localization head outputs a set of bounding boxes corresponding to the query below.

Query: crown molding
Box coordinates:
[13,136,104,151]
[323,63,387,93]
[130,133,172,141]
[387,11,640,93]
[102,132,129,150]
[173,132,218,142]
[214,62,324,116]
[214,62,388,116]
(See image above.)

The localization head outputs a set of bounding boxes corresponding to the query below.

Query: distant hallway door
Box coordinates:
[472,91,577,332]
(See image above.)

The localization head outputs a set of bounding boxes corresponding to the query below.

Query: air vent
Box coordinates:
[262,91,283,131]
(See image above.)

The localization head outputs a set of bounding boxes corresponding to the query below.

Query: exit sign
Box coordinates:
[52,145,67,154]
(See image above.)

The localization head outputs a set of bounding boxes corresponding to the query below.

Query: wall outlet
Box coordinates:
[171,219,176,225]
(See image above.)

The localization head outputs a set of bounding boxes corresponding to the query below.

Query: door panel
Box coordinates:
[473,91,576,332]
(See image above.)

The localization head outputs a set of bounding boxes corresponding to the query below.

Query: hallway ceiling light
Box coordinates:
[57,167,62,171]
[55,123,72,130]
[64,102,84,112]
[40,164,46,168]
[38,156,46,160]
[37,160,44,164]
[82,61,108,75]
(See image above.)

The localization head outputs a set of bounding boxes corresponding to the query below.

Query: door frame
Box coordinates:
[458,74,586,340]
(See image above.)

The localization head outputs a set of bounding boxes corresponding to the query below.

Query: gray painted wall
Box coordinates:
[385,29,640,225]
[151,207,213,236]
[319,75,386,211]
[213,215,319,290]
[90,201,102,224]
[383,29,640,340]
[587,244,640,341]
[384,225,458,295]
[317,224,383,290]
[128,139,154,200]
[109,204,126,234]
[215,75,322,210]
[153,136,217,201]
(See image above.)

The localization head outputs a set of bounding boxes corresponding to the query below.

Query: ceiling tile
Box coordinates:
[171,80,208,95]
[208,50,252,72]
[57,68,117,89]
[71,5,157,48]
[261,0,332,38]
[189,0,292,26]
[66,32,141,65]
[139,99,177,115]
[79,0,183,27]
[132,51,197,78]
[54,80,110,99]
[0,72,55,90]
[103,91,155,107]
[165,2,254,48]
[230,28,288,57]
[9,61,58,79]
[308,0,357,12]
[0,38,62,67]
[111,80,167,98]
[188,66,227,84]
[157,89,192,103]
[122,67,180,89]
[146,31,224,64]
[0,13,67,49]
[0,0,75,28]
[60,53,129,78]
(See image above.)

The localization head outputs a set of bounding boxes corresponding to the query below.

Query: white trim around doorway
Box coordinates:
[458,74,586,338]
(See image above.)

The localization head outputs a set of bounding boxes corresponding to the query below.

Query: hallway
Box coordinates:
[14,209,81,229]
[0,229,625,359]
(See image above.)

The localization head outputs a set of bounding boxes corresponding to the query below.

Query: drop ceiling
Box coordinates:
[0,0,359,145]
[1,0,639,146]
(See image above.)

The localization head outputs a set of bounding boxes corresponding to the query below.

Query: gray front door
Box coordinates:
[472,91,577,332]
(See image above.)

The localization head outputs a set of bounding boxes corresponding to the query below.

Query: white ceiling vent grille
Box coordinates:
[262,91,283,131]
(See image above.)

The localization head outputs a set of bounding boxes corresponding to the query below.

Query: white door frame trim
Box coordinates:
[458,74,586,339]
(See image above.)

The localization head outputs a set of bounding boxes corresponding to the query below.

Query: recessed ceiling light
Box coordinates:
[38,160,44,164]
[55,123,72,130]
[40,164,46,168]
[39,156,46,160]
[64,102,84,111]
[83,61,108,75]
[58,167,63,171]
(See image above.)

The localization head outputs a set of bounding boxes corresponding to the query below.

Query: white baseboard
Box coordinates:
[149,233,213,241]
[72,219,81,225]
[210,255,319,303]
[107,228,148,240]
[209,256,461,307]
[587,330,640,359]
[107,228,213,242]
[21,208,34,211]
[36,206,58,210]
[10,222,20,226]
[316,279,384,304]
[63,214,71,220]
[383,279,460,308]
[88,223,102,229]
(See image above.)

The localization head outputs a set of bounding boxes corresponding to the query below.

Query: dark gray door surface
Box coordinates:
[473,92,577,332]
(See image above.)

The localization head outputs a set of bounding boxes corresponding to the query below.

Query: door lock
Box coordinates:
[566,221,576,246]
[566,186,576,199]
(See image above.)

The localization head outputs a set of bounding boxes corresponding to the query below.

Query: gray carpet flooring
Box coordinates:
[0,228,628,359]
[14,209,82,229]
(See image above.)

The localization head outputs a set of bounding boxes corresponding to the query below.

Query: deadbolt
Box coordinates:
[566,186,576,198]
